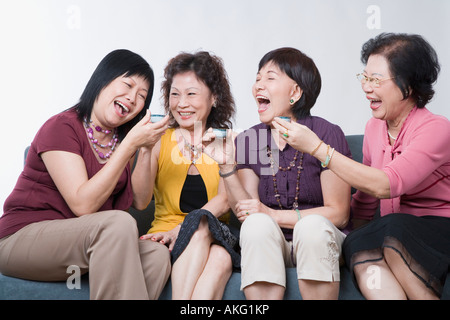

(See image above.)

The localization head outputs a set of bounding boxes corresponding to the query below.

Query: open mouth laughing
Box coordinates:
[369,98,382,110]
[115,100,130,116]
[256,95,270,113]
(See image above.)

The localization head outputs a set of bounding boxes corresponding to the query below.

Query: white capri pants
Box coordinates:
[239,213,346,290]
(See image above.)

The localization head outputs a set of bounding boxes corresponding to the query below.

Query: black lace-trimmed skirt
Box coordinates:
[343,213,450,297]
[171,209,241,268]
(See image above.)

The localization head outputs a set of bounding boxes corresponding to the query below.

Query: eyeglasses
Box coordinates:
[356,73,395,88]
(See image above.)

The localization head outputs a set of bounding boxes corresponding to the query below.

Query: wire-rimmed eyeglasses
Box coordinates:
[356,73,395,88]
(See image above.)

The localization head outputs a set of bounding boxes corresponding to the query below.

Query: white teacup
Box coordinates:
[279,116,291,122]
[151,114,165,123]
[212,128,227,139]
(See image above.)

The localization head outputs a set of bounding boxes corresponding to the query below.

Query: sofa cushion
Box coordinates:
[0,273,90,300]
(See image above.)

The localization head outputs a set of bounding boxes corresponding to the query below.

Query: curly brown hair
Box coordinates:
[161,51,235,129]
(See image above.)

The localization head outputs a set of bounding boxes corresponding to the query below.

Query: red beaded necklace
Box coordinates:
[267,146,304,209]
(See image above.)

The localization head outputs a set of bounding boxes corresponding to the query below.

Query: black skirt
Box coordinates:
[171,209,241,268]
[343,213,450,297]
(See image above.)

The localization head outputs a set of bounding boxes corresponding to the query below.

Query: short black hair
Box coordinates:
[76,49,154,140]
[258,47,322,119]
[361,33,440,108]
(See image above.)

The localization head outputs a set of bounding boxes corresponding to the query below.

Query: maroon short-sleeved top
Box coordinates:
[0,108,132,239]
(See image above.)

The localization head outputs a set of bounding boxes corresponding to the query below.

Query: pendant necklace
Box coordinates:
[388,131,397,140]
[179,129,202,164]
[267,146,304,209]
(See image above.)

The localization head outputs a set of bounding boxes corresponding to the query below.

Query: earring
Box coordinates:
[290,99,295,105]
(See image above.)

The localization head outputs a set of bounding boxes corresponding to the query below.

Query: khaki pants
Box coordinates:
[239,213,346,290]
[0,210,171,300]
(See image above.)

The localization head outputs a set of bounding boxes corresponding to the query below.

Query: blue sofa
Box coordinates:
[1,135,449,300]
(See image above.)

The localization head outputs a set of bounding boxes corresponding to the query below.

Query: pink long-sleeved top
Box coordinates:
[351,106,450,220]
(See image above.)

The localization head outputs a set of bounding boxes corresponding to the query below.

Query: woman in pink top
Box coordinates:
[272,33,450,299]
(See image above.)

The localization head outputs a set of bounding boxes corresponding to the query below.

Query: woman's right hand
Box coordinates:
[124,110,169,152]
[201,128,236,166]
[272,117,321,155]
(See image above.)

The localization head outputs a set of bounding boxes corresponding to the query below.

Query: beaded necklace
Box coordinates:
[179,129,203,164]
[267,146,304,210]
[84,119,118,160]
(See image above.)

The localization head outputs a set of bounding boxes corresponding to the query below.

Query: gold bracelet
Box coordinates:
[310,140,323,156]
[321,146,335,168]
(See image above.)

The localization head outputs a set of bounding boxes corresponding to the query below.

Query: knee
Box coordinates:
[240,214,278,243]
[294,215,336,248]
[209,245,232,274]
[189,216,212,244]
[97,210,138,238]
[382,246,402,268]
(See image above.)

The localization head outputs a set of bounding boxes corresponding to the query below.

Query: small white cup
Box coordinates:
[151,114,165,123]
[213,128,227,139]
[279,116,291,122]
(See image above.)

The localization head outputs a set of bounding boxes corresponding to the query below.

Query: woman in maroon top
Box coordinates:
[0,49,171,299]
[204,48,351,299]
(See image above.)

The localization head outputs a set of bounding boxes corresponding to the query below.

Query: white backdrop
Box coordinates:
[1,0,449,211]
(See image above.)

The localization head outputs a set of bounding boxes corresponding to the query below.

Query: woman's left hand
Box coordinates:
[140,225,181,252]
[271,117,321,155]
[234,199,273,222]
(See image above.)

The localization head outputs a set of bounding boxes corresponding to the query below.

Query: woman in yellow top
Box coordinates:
[136,51,238,299]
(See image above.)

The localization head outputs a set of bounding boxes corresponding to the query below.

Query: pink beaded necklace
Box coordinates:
[83,119,118,160]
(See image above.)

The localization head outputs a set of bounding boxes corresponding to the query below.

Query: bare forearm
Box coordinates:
[219,164,253,213]
[202,193,230,219]
[273,206,349,230]
[313,143,391,199]
[131,147,155,210]
[72,141,137,215]
[271,119,390,199]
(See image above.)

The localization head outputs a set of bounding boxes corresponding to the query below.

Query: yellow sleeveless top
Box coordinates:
[148,128,228,233]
